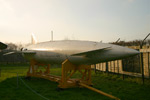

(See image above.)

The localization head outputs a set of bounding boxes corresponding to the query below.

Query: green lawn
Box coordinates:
[0,64,150,100]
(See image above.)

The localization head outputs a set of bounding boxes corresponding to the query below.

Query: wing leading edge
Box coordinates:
[3,50,36,56]
[71,47,111,57]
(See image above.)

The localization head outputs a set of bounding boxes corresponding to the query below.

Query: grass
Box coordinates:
[0,64,150,100]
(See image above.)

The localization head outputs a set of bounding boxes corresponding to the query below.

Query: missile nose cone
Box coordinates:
[125,48,140,56]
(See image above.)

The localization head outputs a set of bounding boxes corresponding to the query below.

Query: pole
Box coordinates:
[94,64,97,74]
[0,69,1,77]
[101,63,102,71]
[51,31,53,41]
[133,57,135,72]
[110,62,112,72]
[79,83,120,100]
[98,64,100,72]
[122,59,125,80]
[102,63,103,71]
[106,62,108,73]
[117,60,119,74]
[17,73,19,89]
[148,52,150,78]
[114,61,115,73]
[140,33,150,84]
[116,38,120,43]
[140,51,144,84]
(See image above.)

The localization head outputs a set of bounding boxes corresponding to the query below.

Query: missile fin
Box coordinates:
[71,47,111,57]
[31,33,37,44]
[0,42,7,50]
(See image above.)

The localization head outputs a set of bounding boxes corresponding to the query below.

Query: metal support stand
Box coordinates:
[27,59,119,100]
[58,59,92,88]
[27,60,51,78]
[27,59,92,88]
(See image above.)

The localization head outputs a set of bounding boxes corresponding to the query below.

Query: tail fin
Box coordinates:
[31,33,37,44]
[0,42,7,49]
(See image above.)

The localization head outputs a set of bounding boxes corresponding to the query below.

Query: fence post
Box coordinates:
[100,63,102,71]
[114,61,115,73]
[140,33,150,84]
[17,73,19,89]
[140,50,144,84]
[109,62,111,72]
[102,63,103,71]
[132,57,135,72]
[117,60,119,74]
[122,59,125,80]
[106,62,108,73]
[94,64,97,74]
[148,52,150,78]
[0,69,1,77]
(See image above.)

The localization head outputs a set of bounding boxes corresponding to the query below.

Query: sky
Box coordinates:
[0,0,150,44]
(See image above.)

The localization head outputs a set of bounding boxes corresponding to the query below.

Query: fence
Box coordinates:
[92,48,150,79]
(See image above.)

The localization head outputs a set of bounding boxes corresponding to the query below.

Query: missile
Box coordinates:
[22,40,140,65]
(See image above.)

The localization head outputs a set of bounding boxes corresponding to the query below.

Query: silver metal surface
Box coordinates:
[22,40,140,65]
